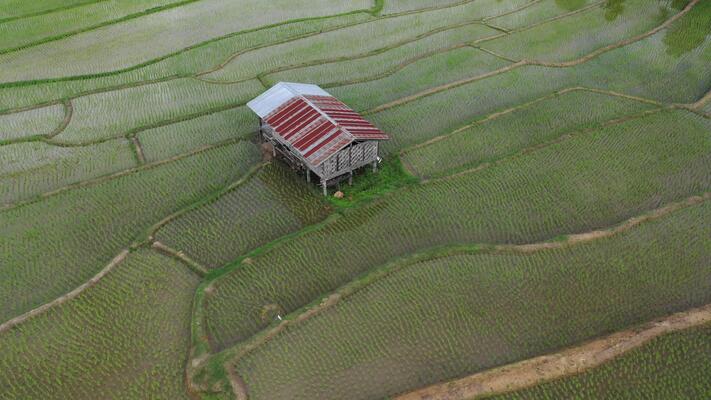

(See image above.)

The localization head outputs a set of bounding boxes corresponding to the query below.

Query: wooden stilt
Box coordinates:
[349,171,353,186]
[306,168,311,183]
[372,161,378,173]
[322,180,328,197]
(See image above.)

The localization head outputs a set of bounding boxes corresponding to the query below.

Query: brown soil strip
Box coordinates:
[206,192,710,399]
[131,136,147,164]
[365,0,698,114]
[691,88,711,111]
[152,241,208,277]
[395,302,711,400]
[0,137,247,212]
[0,249,129,333]
[481,22,510,33]
[226,363,250,400]
[471,45,519,63]
[495,192,711,253]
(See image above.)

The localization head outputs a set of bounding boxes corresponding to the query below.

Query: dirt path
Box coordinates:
[0,249,129,333]
[692,88,711,111]
[495,192,711,253]
[396,303,711,400]
[204,192,710,399]
[152,241,209,277]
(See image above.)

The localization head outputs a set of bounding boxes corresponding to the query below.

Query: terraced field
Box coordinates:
[489,322,711,399]
[0,0,709,399]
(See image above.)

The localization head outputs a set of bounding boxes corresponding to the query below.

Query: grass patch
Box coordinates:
[324,156,419,210]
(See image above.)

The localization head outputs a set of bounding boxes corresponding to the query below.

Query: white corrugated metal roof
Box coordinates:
[247,82,331,118]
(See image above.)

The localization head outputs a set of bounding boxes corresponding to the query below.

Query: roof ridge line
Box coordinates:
[298,93,356,142]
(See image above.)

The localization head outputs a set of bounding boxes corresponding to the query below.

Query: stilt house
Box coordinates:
[247,82,389,195]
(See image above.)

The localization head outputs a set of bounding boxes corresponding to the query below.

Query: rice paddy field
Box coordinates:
[0,0,709,399]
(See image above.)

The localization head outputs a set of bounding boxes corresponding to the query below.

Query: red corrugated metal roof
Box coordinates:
[262,92,388,167]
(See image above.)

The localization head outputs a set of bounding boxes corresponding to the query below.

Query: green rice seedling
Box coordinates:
[0,12,373,111]
[483,0,678,63]
[203,109,711,350]
[0,141,259,323]
[205,0,531,83]
[155,163,331,269]
[0,249,199,400]
[488,0,600,30]
[367,26,709,153]
[401,89,657,178]
[0,0,371,83]
[0,139,135,203]
[490,323,711,399]
[0,103,65,141]
[54,78,263,144]
[138,106,256,162]
[366,65,577,151]
[226,201,711,400]
[0,0,98,20]
[0,0,192,52]
[380,0,472,14]
[344,0,707,145]
[263,24,501,87]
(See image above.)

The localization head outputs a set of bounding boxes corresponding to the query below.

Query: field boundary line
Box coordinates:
[691,87,711,110]
[364,0,698,114]
[399,86,665,163]
[131,136,147,164]
[0,0,207,56]
[46,99,73,138]
[525,0,700,68]
[198,0,548,85]
[0,74,186,116]
[134,162,268,249]
[152,241,209,277]
[0,10,375,89]
[1,98,255,150]
[198,19,505,85]
[0,249,129,333]
[0,136,249,212]
[196,0,543,84]
[0,0,110,24]
[364,60,527,114]
[195,192,711,398]
[0,0,559,115]
[0,0,488,88]
[471,45,519,63]
[421,107,665,183]
[396,302,711,400]
[481,0,542,22]
[196,0,488,77]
